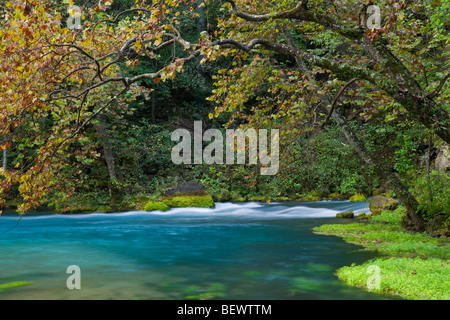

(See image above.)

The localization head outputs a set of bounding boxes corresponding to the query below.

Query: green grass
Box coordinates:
[313,208,450,300]
[337,257,449,300]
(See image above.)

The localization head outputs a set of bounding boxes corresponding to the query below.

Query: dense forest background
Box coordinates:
[0,0,448,231]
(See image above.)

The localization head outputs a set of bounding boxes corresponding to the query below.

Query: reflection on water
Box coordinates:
[0,201,393,300]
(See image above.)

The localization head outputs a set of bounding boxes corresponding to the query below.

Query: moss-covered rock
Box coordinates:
[357,212,370,220]
[162,192,215,208]
[336,211,354,218]
[349,193,367,202]
[368,196,399,212]
[144,201,170,212]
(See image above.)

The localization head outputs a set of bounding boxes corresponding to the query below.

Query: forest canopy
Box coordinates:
[0,0,448,232]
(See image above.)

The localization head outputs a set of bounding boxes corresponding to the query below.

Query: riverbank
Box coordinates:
[313,207,450,300]
[2,190,355,214]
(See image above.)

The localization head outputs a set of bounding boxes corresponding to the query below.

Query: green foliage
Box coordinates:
[47,191,110,214]
[370,207,406,226]
[411,170,450,221]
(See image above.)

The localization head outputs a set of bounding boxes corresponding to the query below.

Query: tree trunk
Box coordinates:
[330,108,425,231]
[94,113,123,210]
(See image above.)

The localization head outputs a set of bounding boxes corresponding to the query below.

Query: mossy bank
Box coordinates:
[313,208,450,300]
[144,191,215,212]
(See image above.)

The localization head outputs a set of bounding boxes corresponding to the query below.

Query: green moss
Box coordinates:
[337,257,450,300]
[349,193,367,202]
[0,281,32,291]
[144,200,170,212]
[162,193,215,208]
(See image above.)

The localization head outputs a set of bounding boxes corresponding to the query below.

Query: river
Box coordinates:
[0,201,396,300]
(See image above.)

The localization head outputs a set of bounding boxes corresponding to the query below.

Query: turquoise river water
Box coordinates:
[0,201,398,300]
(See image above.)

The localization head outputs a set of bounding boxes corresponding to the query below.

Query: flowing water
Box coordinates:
[0,201,395,300]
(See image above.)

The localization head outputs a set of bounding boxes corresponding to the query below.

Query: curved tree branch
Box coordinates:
[320,78,358,128]
[427,71,450,99]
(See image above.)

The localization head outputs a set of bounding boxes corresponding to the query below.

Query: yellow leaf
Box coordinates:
[135,39,142,49]
[154,37,162,46]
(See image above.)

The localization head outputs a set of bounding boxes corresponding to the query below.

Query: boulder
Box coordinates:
[435,144,450,172]
[368,195,399,213]
[336,211,354,218]
[163,180,206,197]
